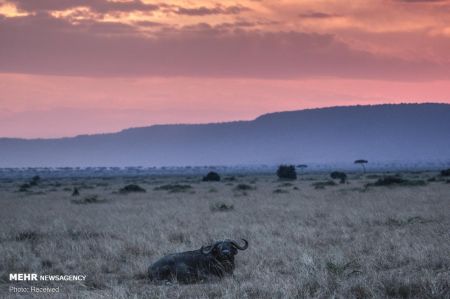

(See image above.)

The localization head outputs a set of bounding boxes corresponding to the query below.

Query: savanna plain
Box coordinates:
[0,171,449,299]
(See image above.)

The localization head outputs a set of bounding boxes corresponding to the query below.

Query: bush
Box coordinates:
[368,176,426,187]
[154,184,192,193]
[18,183,31,192]
[210,202,234,212]
[119,184,146,194]
[276,165,297,180]
[202,171,221,182]
[72,187,80,196]
[330,171,347,184]
[278,182,293,187]
[273,188,289,194]
[234,184,255,191]
[374,176,405,186]
[312,180,337,189]
[18,176,42,191]
[224,176,236,182]
[440,168,450,177]
[71,195,106,204]
[29,175,41,186]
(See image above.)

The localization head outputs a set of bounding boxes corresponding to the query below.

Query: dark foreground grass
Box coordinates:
[0,172,449,298]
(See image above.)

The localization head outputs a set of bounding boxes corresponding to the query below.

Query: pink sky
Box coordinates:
[1,0,450,138]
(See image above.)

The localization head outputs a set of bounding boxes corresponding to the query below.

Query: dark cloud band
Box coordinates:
[0,13,448,80]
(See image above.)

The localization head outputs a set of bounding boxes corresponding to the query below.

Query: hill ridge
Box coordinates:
[0,103,449,167]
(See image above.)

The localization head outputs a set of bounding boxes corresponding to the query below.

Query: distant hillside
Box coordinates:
[1,103,449,167]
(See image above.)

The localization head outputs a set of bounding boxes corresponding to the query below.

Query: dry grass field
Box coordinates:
[0,172,449,298]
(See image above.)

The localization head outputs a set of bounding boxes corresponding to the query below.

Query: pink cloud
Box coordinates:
[1,13,449,80]
[9,0,160,13]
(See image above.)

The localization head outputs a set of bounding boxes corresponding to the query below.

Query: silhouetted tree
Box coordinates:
[203,171,221,182]
[330,171,347,184]
[277,165,297,180]
[354,159,368,173]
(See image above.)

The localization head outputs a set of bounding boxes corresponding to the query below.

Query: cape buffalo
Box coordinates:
[148,239,248,283]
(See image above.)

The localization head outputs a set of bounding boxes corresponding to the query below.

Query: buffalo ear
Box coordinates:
[201,244,216,255]
[201,241,221,255]
[200,245,211,254]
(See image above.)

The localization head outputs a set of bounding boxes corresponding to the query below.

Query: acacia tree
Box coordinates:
[354,159,368,173]
[277,165,297,180]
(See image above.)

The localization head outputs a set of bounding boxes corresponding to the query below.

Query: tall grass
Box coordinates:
[0,172,448,298]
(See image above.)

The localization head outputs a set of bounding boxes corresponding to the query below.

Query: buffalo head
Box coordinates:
[200,239,248,258]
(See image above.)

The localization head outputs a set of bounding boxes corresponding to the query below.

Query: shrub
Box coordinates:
[202,171,221,182]
[278,182,293,187]
[368,176,426,187]
[312,180,337,189]
[119,184,146,194]
[234,184,255,191]
[276,165,297,180]
[29,175,41,186]
[210,202,234,212]
[154,184,192,193]
[18,183,31,192]
[330,171,347,184]
[72,187,80,196]
[83,195,100,203]
[224,176,236,182]
[71,195,105,204]
[273,188,289,194]
[440,168,450,177]
[373,176,405,186]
